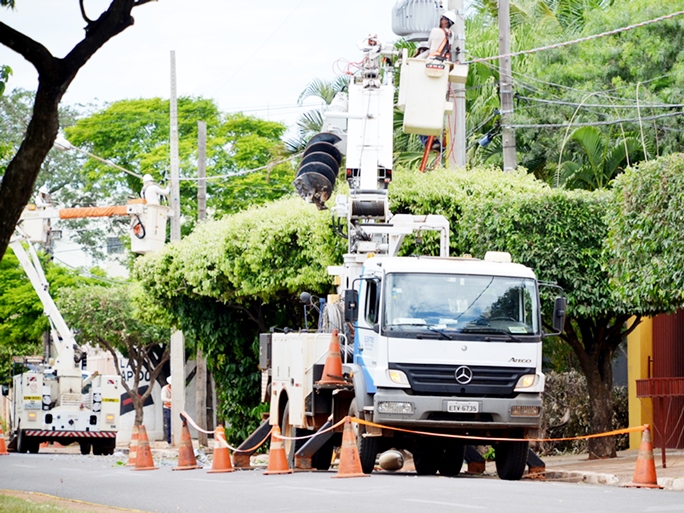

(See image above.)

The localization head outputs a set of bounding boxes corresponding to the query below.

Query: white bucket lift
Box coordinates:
[127,202,169,254]
[398,51,469,136]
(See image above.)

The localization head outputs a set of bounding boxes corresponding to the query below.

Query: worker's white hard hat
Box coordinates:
[142,174,154,183]
[166,376,172,385]
[38,185,49,195]
[441,10,457,25]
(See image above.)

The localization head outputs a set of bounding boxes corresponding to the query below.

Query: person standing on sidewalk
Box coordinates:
[161,377,172,445]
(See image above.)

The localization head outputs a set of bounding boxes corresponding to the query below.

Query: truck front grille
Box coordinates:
[389,363,535,397]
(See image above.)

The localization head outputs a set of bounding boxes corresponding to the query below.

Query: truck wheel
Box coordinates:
[280,401,304,468]
[412,438,439,475]
[27,439,40,454]
[495,440,529,481]
[349,400,378,474]
[17,429,32,454]
[102,439,116,456]
[80,441,92,455]
[438,441,465,477]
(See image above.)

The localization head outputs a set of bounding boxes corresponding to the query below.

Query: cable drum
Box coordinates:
[351,199,386,218]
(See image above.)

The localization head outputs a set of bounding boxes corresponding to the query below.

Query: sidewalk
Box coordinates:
[537,448,684,490]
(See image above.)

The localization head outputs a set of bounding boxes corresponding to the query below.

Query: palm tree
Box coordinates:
[286,76,349,153]
[558,126,645,190]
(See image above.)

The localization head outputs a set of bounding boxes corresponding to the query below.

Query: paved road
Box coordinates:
[1,453,683,513]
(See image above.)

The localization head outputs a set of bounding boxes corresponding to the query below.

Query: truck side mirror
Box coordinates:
[552,296,566,334]
[344,289,359,323]
[1,384,8,396]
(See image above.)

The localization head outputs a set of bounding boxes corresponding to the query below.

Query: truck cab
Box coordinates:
[351,254,544,433]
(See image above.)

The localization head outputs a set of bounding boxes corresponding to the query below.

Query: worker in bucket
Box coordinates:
[141,174,169,205]
[35,185,52,208]
[161,376,172,445]
[416,11,456,60]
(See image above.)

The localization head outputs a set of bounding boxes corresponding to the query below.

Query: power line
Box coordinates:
[516,96,684,110]
[466,10,684,64]
[505,110,684,129]
[176,152,302,182]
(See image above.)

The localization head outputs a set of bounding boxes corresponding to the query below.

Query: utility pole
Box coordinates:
[447,0,466,169]
[498,0,517,172]
[195,120,208,447]
[197,121,207,222]
[169,50,185,446]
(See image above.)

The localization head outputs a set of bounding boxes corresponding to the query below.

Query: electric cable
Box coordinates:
[466,10,684,65]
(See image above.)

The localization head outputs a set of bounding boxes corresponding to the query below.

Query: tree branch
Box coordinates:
[0,22,55,75]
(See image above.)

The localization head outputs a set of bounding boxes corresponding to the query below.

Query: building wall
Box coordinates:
[651,311,684,449]
[628,317,654,449]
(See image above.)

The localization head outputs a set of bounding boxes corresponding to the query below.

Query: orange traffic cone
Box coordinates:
[333,417,369,478]
[132,425,157,471]
[207,425,234,473]
[173,421,200,471]
[316,330,348,386]
[625,425,663,488]
[264,425,293,475]
[0,423,9,456]
[126,425,139,467]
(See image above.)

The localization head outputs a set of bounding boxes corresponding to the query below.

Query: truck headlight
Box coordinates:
[105,414,115,424]
[28,412,38,421]
[515,374,538,389]
[387,369,409,385]
[377,401,414,414]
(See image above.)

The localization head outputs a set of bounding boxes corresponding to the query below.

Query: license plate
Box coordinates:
[447,401,479,413]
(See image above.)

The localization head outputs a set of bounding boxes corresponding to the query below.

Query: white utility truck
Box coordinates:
[3,200,169,454]
[259,28,565,480]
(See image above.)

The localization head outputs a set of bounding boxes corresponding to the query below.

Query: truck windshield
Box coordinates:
[383,273,539,337]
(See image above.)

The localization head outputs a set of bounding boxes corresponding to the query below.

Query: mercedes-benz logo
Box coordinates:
[454,366,473,385]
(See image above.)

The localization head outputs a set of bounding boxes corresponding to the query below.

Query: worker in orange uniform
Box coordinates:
[161,377,172,445]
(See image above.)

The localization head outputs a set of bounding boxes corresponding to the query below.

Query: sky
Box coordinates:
[0,0,401,130]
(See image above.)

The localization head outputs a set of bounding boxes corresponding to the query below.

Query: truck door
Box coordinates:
[356,278,381,393]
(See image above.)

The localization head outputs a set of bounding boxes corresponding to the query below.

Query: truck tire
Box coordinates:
[438,441,465,477]
[349,400,378,474]
[17,429,38,454]
[413,451,439,475]
[80,441,92,455]
[495,440,529,481]
[412,437,440,475]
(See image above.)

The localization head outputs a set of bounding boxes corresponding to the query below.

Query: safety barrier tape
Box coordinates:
[181,411,214,435]
[350,417,647,443]
[181,411,273,453]
[276,417,348,442]
[229,427,273,454]
[182,412,646,451]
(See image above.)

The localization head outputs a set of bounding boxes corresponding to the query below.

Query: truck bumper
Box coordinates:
[372,388,542,432]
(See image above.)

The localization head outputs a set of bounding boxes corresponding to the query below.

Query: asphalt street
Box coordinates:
[1,452,683,513]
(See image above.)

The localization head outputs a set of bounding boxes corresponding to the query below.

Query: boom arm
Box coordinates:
[9,228,81,377]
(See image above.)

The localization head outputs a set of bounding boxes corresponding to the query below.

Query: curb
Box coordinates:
[546,469,684,490]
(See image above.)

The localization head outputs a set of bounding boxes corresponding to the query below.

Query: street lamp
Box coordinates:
[53,136,143,180]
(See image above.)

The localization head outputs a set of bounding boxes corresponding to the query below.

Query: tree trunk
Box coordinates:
[562,315,637,459]
[585,367,616,459]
